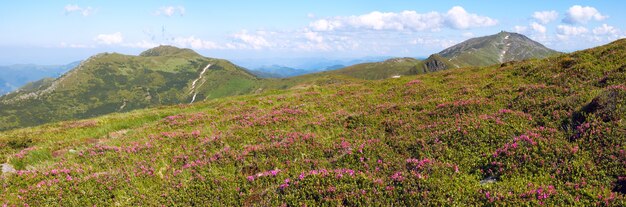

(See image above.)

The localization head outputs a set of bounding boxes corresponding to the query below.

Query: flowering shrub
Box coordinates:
[2,39,626,206]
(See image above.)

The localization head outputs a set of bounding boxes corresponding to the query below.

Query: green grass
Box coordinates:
[0,32,561,132]
[0,48,260,131]
[0,39,625,206]
[321,58,423,80]
[440,31,560,68]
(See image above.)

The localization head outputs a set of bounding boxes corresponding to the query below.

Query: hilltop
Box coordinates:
[424,31,560,70]
[318,31,559,80]
[139,45,201,57]
[0,46,259,130]
[0,39,624,206]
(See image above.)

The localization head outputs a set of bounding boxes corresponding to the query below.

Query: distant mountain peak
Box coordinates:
[139,45,199,57]
[434,31,559,69]
[0,48,259,130]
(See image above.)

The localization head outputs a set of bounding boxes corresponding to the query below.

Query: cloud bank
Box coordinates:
[309,6,497,32]
[64,4,95,16]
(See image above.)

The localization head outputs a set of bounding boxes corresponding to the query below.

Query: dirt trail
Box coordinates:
[189,64,211,104]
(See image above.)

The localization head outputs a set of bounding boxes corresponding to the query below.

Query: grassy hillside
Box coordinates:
[319,57,422,80]
[0,39,624,206]
[434,31,560,70]
[0,62,80,95]
[327,31,562,77]
[0,32,563,131]
[0,47,260,131]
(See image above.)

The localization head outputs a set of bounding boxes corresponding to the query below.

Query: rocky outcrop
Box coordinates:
[422,54,450,72]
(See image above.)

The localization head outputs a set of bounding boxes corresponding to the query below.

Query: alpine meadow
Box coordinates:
[0,1,625,206]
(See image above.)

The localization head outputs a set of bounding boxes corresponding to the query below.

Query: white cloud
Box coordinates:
[173,36,220,49]
[232,30,271,49]
[60,42,94,48]
[557,25,588,36]
[556,25,588,40]
[513,25,528,33]
[310,19,343,31]
[410,37,457,48]
[64,4,95,16]
[304,31,323,43]
[122,40,159,49]
[155,6,185,17]
[309,6,496,32]
[445,6,498,29]
[530,22,547,34]
[64,5,80,12]
[116,36,221,50]
[94,32,124,45]
[532,10,558,24]
[291,31,364,52]
[592,24,619,35]
[563,5,607,24]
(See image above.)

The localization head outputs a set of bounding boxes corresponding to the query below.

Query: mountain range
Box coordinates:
[0,36,624,205]
[0,31,560,130]
[321,31,559,80]
[249,65,305,78]
[0,46,259,130]
[429,31,560,69]
[244,57,394,78]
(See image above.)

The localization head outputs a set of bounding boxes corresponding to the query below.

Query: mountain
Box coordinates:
[250,65,306,78]
[423,31,559,71]
[0,46,259,130]
[249,69,284,78]
[323,64,346,70]
[232,56,391,74]
[0,46,372,131]
[0,32,563,131]
[420,54,454,72]
[311,31,558,81]
[320,57,423,80]
[1,39,624,206]
[0,61,80,95]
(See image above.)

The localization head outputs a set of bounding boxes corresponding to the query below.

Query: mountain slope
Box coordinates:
[250,65,304,78]
[0,39,624,206]
[321,57,422,80]
[0,46,259,130]
[420,54,454,72]
[310,31,558,80]
[0,61,80,95]
[424,31,559,71]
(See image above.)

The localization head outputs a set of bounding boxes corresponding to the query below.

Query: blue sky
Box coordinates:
[0,0,624,65]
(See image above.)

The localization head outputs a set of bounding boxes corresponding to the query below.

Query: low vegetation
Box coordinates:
[0,39,624,205]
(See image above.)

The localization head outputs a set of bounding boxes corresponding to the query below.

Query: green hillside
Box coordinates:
[0,46,260,131]
[420,54,455,72]
[0,32,564,131]
[430,31,560,70]
[0,39,624,206]
[0,61,80,95]
[312,31,560,80]
[320,57,422,80]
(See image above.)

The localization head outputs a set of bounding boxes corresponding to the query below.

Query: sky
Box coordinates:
[0,0,625,65]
